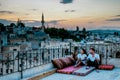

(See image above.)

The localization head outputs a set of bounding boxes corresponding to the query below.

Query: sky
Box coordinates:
[0,0,120,30]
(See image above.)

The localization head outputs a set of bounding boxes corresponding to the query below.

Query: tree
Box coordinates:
[82,27,87,39]
[17,22,25,28]
[114,32,119,36]
[76,26,79,32]
[58,28,69,41]
[9,23,16,28]
[19,23,25,28]
[82,27,86,33]
[0,23,6,32]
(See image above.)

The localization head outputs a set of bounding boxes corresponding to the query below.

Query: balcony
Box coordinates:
[0,43,120,80]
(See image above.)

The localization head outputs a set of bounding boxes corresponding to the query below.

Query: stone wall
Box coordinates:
[102,58,120,67]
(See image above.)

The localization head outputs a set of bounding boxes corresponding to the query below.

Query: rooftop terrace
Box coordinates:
[41,68,120,80]
[0,43,120,80]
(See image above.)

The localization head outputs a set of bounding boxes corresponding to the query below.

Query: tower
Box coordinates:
[17,18,21,26]
[41,13,45,31]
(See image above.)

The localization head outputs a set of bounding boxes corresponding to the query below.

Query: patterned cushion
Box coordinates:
[52,57,75,69]
[99,64,114,70]
[65,57,74,66]
[57,65,82,74]
[59,59,68,67]
[67,57,75,64]
[59,57,73,68]
[52,59,64,69]
[72,66,95,76]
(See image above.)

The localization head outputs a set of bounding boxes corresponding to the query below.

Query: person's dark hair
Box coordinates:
[74,47,78,52]
[81,48,87,54]
[90,48,95,52]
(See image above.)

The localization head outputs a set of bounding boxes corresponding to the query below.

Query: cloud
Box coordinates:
[0,19,15,25]
[25,13,30,15]
[0,19,67,27]
[0,19,40,27]
[101,26,120,29]
[88,21,94,23]
[65,10,75,12]
[115,15,120,17]
[60,0,73,4]
[65,10,69,12]
[0,11,14,14]
[20,19,66,27]
[0,3,1,6]
[106,18,120,21]
[21,20,41,27]
[30,9,38,11]
[47,20,66,25]
[71,10,75,12]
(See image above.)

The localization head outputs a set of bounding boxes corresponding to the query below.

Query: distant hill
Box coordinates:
[88,29,120,34]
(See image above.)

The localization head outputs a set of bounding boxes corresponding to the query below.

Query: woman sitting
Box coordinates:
[72,47,79,62]
[74,48,87,67]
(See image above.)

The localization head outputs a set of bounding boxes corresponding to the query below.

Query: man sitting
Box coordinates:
[87,48,100,72]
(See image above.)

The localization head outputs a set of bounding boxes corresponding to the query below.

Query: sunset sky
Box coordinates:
[0,0,120,30]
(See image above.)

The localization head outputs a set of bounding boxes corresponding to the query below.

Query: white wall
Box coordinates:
[102,58,120,67]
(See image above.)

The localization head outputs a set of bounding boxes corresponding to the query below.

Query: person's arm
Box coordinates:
[84,54,87,60]
[87,54,90,60]
[95,54,100,62]
[76,54,81,61]
[72,52,75,58]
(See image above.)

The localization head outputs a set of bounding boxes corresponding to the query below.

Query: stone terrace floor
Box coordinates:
[41,68,120,80]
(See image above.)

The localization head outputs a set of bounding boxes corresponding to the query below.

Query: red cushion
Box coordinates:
[52,59,64,69]
[99,64,114,70]
[57,65,82,74]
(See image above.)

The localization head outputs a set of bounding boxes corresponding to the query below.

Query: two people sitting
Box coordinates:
[72,47,100,70]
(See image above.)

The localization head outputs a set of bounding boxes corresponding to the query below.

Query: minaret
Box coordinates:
[41,13,45,31]
[17,18,21,27]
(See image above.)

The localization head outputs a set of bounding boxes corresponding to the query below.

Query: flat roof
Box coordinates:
[41,68,120,80]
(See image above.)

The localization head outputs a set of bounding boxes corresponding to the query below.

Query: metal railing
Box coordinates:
[0,47,71,78]
[0,43,120,79]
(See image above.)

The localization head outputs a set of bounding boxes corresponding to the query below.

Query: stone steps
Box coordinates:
[28,68,57,80]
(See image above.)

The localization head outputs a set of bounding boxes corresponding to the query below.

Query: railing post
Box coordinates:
[106,45,108,65]
[1,52,3,75]
[69,42,71,55]
[18,52,20,72]
[20,57,23,79]
[42,48,44,64]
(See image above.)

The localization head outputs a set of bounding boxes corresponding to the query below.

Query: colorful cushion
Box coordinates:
[59,57,73,67]
[99,64,114,70]
[65,57,74,66]
[57,65,82,74]
[52,59,64,69]
[72,66,95,76]
[59,59,68,68]
[52,57,75,69]
[67,57,75,64]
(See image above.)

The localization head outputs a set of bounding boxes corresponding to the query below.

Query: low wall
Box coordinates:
[0,63,54,80]
[102,58,120,67]
[1,58,120,80]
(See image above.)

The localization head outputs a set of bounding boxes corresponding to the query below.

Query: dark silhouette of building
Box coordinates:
[41,13,45,31]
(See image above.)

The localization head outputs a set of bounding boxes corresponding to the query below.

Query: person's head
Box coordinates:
[81,48,87,54]
[74,47,78,53]
[90,48,95,54]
